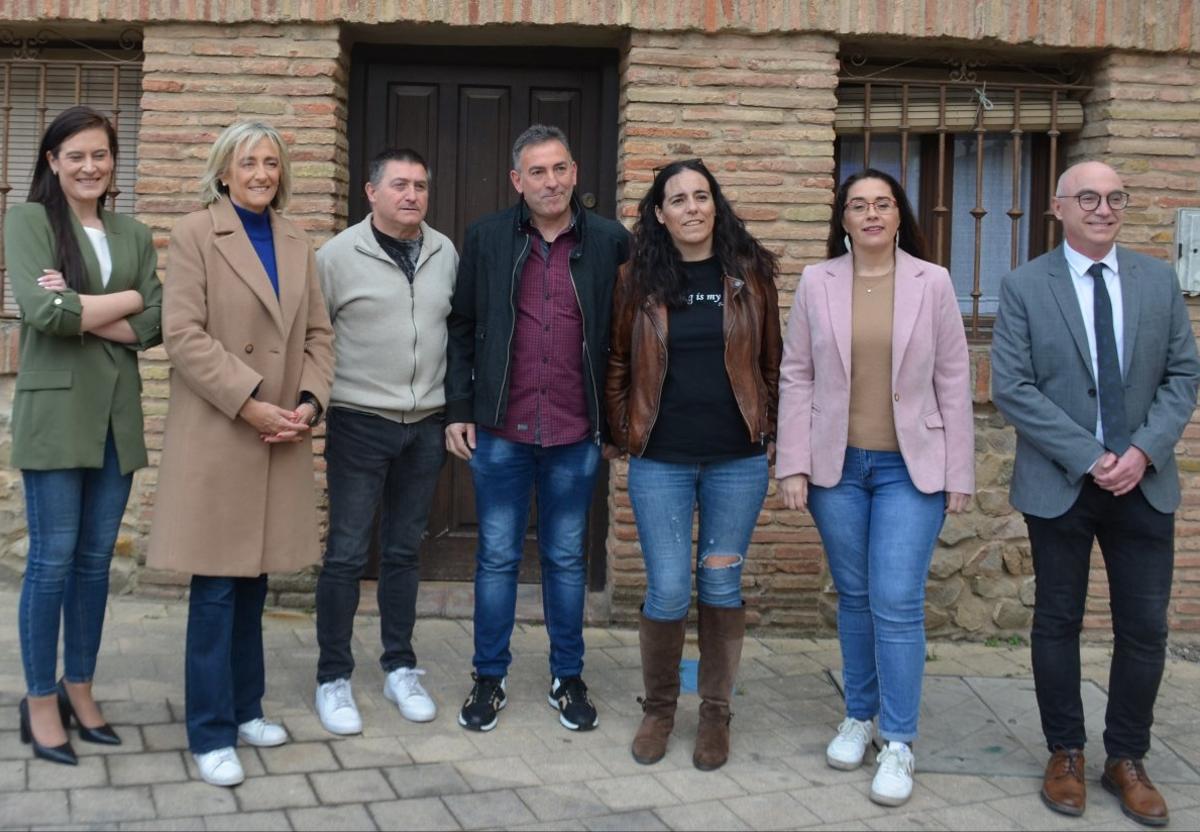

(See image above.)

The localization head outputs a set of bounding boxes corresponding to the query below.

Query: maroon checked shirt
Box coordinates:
[490,218,591,447]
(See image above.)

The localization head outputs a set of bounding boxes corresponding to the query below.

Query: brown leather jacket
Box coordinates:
[605,261,782,457]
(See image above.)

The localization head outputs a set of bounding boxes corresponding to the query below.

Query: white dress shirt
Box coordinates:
[1063,240,1123,446]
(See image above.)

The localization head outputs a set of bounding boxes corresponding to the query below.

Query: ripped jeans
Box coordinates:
[628,453,768,621]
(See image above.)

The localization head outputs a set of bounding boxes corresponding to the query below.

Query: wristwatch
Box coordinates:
[297,392,323,426]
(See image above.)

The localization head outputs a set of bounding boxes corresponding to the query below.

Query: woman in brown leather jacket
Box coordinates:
[606,158,781,772]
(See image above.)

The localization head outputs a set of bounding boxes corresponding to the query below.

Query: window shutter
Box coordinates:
[1,54,142,317]
[835,84,1084,134]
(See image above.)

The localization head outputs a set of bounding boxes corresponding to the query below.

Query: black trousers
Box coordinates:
[315,407,446,683]
[1025,479,1174,759]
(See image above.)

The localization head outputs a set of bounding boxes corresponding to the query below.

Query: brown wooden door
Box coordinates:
[348,46,619,586]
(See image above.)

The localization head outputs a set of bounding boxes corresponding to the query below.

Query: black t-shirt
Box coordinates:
[642,257,765,463]
[372,223,422,282]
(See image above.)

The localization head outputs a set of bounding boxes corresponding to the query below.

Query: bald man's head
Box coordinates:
[1056,161,1121,198]
[1052,161,1127,260]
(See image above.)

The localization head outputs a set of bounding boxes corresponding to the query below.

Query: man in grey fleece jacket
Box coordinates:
[312,149,458,736]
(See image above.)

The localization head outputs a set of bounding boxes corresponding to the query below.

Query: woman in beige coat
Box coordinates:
[148,121,334,788]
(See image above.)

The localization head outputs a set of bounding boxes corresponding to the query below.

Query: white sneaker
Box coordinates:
[193,747,245,787]
[237,717,288,747]
[316,678,363,735]
[384,667,437,723]
[826,716,874,770]
[870,741,915,806]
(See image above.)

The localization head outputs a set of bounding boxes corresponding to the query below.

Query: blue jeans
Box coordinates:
[185,574,268,753]
[316,408,446,683]
[628,454,768,621]
[469,430,600,679]
[807,448,945,743]
[19,432,132,697]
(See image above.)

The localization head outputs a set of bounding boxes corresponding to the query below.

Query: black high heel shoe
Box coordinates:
[56,679,122,745]
[19,698,78,766]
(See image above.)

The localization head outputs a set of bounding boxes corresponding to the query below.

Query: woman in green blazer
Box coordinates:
[3,105,162,766]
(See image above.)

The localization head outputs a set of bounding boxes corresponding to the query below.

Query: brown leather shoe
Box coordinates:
[1102,757,1169,827]
[1040,748,1086,816]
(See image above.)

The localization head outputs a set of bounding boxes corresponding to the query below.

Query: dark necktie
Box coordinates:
[1087,262,1130,454]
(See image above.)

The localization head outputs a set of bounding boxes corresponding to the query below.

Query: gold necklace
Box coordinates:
[855,269,893,295]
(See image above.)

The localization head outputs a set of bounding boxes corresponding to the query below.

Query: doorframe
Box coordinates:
[348,44,621,225]
[346,43,621,592]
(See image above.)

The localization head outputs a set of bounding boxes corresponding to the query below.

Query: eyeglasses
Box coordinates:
[652,158,705,175]
[844,197,895,216]
[1057,190,1130,212]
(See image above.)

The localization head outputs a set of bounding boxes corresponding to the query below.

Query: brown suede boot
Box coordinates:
[631,610,687,765]
[693,603,745,771]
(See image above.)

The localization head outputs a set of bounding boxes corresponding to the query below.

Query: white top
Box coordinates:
[1063,240,1123,445]
[82,225,113,288]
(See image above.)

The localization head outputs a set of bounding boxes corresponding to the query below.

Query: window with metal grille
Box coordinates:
[0,34,143,318]
[834,55,1090,340]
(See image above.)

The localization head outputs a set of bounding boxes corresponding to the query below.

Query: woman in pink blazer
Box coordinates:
[775,169,973,807]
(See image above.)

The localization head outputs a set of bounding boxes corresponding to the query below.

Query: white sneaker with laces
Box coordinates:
[384,667,437,723]
[826,716,874,770]
[237,717,288,747]
[193,746,245,787]
[870,741,915,806]
[316,678,363,735]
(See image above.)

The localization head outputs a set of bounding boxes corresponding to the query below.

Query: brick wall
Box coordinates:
[2,1,1195,53]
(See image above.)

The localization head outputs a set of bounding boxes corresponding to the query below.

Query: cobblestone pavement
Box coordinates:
[0,588,1198,830]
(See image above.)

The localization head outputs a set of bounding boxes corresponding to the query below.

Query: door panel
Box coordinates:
[351,47,618,585]
[457,87,512,244]
[384,84,441,223]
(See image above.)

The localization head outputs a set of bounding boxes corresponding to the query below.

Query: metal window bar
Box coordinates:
[0,56,141,317]
[838,76,1089,337]
[1008,88,1024,270]
[1045,90,1061,252]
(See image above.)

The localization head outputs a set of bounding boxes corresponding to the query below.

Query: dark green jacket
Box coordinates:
[5,202,162,473]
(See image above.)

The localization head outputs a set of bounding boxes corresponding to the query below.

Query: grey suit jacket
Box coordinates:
[991,244,1200,518]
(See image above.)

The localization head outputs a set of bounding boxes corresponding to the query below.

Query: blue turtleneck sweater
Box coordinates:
[233,201,279,297]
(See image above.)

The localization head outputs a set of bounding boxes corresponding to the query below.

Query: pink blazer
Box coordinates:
[775,249,974,495]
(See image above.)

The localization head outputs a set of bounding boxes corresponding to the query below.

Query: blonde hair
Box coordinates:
[199,121,291,209]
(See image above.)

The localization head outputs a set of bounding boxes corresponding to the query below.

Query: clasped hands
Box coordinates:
[239,398,316,444]
[1092,446,1149,496]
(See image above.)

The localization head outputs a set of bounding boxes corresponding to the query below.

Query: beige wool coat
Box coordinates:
[148,198,334,577]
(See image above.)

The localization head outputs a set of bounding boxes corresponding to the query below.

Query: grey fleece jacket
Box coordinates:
[317,216,459,423]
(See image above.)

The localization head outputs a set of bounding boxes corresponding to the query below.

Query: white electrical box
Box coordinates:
[1175,208,1200,295]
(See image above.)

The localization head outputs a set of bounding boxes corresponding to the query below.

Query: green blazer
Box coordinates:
[4,202,163,474]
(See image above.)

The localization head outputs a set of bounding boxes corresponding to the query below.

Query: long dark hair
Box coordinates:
[28,105,119,293]
[630,159,779,307]
[826,168,927,261]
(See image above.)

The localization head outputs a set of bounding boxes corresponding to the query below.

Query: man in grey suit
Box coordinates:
[992,160,1200,828]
